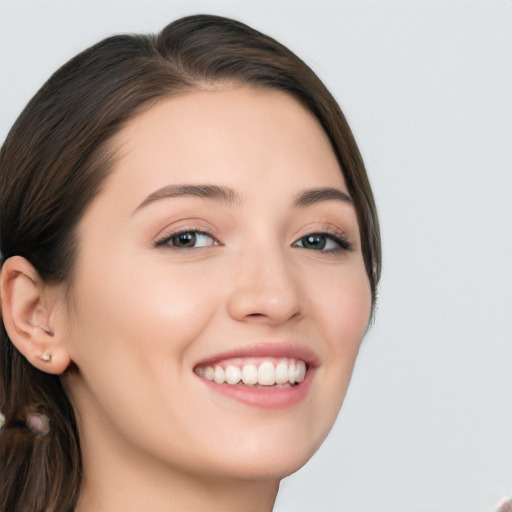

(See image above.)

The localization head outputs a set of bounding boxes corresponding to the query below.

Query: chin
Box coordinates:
[202,427,328,482]
[216,453,314,482]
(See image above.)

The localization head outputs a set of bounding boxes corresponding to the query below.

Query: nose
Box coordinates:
[226,243,301,325]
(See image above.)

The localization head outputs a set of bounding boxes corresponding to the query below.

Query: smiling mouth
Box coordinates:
[195,358,307,388]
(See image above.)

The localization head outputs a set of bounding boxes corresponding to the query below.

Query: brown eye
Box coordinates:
[171,232,197,248]
[156,230,218,249]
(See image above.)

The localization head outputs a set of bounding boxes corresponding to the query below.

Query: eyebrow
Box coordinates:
[133,183,352,214]
[133,184,240,213]
[292,187,353,207]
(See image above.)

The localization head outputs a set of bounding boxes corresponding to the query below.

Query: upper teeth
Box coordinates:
[196,359,307,386]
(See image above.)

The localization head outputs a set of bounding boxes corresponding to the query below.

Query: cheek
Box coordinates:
[65,254,223,380]
[64,256,223,445]
[311,264,371,352]
[308,265,371,418]
[334,277,371,355]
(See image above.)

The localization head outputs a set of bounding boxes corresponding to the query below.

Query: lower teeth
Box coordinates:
[229,382,296,389]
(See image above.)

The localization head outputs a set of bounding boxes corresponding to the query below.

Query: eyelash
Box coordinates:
[154,229,219,250]
[292,232,353,253]
[154,229,353,253]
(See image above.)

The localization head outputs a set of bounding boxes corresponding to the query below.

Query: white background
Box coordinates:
[1,1,511,511]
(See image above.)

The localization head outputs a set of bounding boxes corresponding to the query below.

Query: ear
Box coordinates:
[0,256,71,374]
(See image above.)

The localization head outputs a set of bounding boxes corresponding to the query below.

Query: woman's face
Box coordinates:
[63,87,371,481]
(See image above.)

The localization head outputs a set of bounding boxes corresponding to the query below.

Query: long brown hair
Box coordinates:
[0,14,380,512]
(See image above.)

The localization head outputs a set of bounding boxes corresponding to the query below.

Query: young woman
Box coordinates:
[0,14,380,512]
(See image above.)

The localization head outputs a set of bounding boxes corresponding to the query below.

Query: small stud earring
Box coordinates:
[41,352,52,363]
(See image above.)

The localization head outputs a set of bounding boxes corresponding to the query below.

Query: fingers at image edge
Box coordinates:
[497,497,512,512]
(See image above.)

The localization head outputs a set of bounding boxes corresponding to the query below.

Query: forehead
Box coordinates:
[104,86,348,207]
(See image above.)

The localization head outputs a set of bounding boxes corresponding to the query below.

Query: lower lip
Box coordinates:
[197,369,315,409]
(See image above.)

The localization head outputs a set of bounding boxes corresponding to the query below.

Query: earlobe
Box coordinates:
[0,256,71,374]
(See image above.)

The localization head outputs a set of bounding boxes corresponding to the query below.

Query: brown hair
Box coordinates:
[0,14,380,512]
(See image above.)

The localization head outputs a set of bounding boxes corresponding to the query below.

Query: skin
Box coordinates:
[3,87,371,511]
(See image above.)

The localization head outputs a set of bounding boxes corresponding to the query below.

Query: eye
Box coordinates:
[293,233,352,252]
[155,230,218,249]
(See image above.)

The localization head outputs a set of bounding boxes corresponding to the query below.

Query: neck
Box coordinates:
[77,476,279,512]
[75,436,280,512]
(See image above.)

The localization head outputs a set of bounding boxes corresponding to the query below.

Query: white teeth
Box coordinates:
[288,360,296,385]
[296,361,306,382]
[198,359,307,387]
[214,366,225,384]
[225,365,241,385]
[241,364,258,384]
[204,366,214,381]
[258,361,275,385]
[275,362,289,384]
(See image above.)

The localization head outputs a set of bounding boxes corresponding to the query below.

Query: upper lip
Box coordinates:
[194,342,321,369]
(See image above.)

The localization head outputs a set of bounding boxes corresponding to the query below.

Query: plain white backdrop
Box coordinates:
[1,1,511,511]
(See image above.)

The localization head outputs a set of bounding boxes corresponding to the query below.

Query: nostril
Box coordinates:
[242,313,273,324]
[243,312,300,324]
